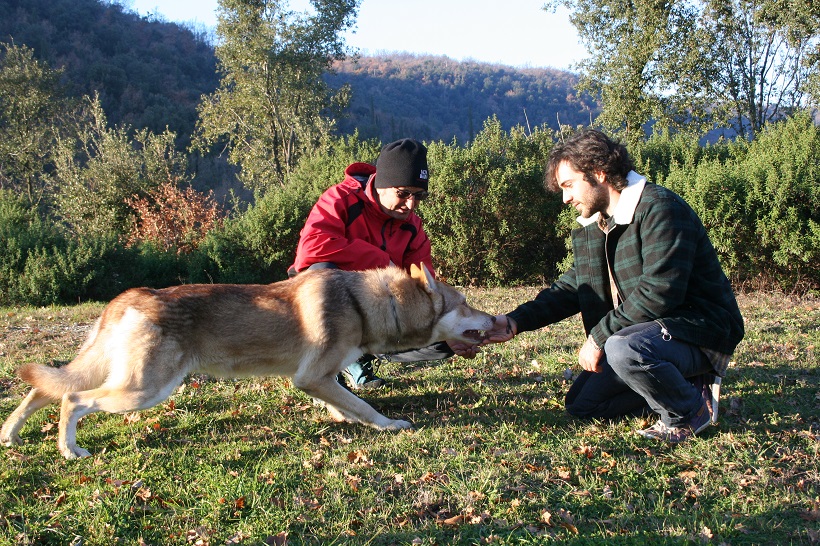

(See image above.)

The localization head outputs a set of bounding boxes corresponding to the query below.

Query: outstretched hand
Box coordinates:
[481,315,517,345]
[448,315,517,358]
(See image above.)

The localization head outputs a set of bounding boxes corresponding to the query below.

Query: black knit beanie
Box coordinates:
[374,138,429,190]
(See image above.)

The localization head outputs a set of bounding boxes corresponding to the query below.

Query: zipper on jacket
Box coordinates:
[380,219,389,251]
[604,226,621,307]
[655,319,672,341]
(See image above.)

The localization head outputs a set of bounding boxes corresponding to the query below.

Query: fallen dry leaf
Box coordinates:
[6,450,31,462]
[442,514,464,526]
[345,473,361,491]
[700,525,714,540]
[575,445,595,458]
[540,510,553,526]
[560,522,579,534]
[123,413,141,424]
[135,487,152,502]
[347,449,372,466]
[416,471,449,484]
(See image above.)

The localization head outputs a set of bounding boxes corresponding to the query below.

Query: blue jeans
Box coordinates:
[565,321,714,427]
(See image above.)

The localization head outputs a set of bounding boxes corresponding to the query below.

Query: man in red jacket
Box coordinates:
[289,138,458,388]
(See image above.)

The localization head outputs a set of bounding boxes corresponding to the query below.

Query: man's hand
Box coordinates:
[579,335,604,373]
[480,315,517,345]
[448,341,480,359]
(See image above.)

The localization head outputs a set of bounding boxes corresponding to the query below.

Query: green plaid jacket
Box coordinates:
[508,179,744,357]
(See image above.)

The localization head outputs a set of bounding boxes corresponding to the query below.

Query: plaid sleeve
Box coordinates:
[507,266,582,333]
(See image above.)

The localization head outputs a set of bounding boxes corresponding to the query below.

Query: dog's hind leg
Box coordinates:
[0,388,55,446]
[58,374,185,459]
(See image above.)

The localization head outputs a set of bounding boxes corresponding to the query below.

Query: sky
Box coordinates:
[125,0,586,71]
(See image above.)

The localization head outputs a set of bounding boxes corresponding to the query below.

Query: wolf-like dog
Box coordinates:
[1,264,494,459]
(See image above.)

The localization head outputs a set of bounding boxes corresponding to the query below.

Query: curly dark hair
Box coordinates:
[545,129,634,192]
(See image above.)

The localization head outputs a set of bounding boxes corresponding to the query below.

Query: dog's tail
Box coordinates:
[17,318,110,401]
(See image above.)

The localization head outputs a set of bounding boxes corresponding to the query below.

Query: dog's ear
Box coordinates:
[410,263,437,293]
[409,263,425,283]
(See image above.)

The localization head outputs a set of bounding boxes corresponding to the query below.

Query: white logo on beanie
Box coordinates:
[419,169,428,180]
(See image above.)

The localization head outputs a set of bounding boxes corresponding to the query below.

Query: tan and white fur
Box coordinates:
[1,264,494,459]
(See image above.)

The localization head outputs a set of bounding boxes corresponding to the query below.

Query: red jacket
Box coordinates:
[290,162,435,275]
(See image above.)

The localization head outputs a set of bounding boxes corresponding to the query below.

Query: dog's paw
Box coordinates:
[384,419,414,431]
[0,433,22,446]
[60,445,92,460]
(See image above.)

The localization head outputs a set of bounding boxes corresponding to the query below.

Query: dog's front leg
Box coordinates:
[295,374,412,431]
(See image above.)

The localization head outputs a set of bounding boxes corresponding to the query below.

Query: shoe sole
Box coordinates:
[638,401,712,443]
[349,379,386,390]
[708,377,721,424]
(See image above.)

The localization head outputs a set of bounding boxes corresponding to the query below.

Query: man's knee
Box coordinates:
[564,373,606,419]
[565,399,595,419]
[603,323,657,373]
[288,262,339,277]
[603,333,636,372]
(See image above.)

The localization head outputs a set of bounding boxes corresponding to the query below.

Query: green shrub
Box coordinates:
[108,243,191,293]
[14,239,102,306]
[0,190,193,304]
[631,130,734,187]
[4,115,820,304]
[656,115,820,290]
[424,119,565,286]
[0,191,64,305]
[51,97,189,242]
[0,191,56,281]
[662,159,751,281]
[739,113,820,288]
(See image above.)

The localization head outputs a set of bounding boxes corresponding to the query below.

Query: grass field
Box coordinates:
[1,288,818,545]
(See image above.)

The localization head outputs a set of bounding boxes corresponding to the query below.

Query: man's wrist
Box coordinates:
[587,334,602,351]
[505,316,518,336]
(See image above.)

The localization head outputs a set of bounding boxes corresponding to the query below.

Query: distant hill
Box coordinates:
[0,0,218,147]
[0,0,595,148]
[329,54,597,144]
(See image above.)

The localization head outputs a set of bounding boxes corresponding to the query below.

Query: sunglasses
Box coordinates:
[394,188,430,201]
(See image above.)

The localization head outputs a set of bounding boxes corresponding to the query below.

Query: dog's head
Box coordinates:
[410,264,495,344]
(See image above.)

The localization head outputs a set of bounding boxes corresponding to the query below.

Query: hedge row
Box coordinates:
[2,115,819,306]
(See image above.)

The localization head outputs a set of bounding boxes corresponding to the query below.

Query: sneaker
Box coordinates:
[692,373,721,424]
[340,355,386,390]
[637,403,711,443]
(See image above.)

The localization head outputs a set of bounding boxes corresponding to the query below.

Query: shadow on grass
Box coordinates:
[3,357,816,471]
[9,357,817,461]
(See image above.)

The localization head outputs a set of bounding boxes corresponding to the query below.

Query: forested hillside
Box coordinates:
[330,55,595,143]
[0,0,592,146]
[0,0,218,146]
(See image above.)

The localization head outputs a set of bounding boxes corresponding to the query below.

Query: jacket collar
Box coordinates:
[576,170,647,227]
